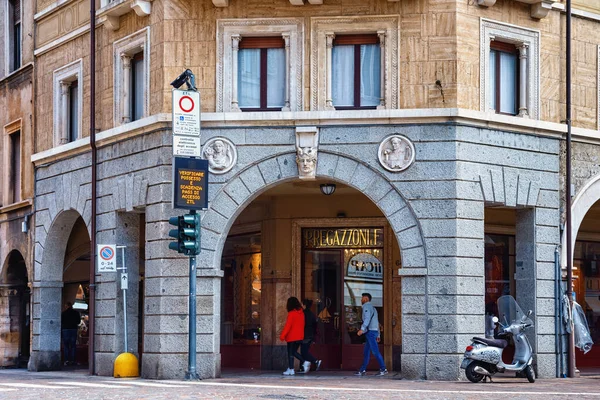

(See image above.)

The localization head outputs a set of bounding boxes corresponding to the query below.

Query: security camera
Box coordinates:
[170,69,197,91]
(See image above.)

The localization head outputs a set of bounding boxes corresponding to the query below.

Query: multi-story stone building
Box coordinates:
[0,0,34,368]
[7,0,600,380]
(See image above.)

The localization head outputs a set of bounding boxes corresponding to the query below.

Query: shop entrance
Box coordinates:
[301,227,388,370]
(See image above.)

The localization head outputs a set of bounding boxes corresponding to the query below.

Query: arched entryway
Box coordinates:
[220,180,403,371]
[1,250,30,367]
[203,151,426,373]
[561,175,600,369]
[62,216,91,368]
[29,209,90,371]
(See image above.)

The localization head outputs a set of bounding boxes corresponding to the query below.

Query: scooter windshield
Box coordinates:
[497,295,533,326]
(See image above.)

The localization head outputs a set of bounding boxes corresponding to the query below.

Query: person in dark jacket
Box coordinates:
[280,297,305,376]
[61,302,81,366]
[299,299,321,373]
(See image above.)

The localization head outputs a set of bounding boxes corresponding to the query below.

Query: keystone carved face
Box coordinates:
[296,146,317,179]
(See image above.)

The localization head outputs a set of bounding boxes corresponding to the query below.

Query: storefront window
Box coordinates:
[221,233,262,345]
[484,234,515,335]
[574,241,600,343]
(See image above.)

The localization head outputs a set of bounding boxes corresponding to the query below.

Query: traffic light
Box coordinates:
[168,216,184,253]
[181,213,200,256]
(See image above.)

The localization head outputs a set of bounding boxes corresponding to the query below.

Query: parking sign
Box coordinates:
[97,244,117,273]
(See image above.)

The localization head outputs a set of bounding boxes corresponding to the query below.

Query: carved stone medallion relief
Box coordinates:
[202,137,237,174]
[378,135,415,172]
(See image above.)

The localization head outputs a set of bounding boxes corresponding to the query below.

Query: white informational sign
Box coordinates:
[121,273,128,290]
[173,135,201,157]
[97,244,117,273]
[346,252,383,281]
[172,90,200,137]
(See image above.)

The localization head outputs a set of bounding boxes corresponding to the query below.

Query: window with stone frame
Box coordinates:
[332,34,381,110]
[238,36,286,111]
[53,60,83,146]
[489,41,519,116]
[2,121,21,206]
[113,28,150,126]
[480,19,540,119]
[7,0,21,73]
[216,18,304,113]
[310,16,399,111]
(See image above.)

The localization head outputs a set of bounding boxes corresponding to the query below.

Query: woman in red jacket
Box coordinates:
[280,296,306,375]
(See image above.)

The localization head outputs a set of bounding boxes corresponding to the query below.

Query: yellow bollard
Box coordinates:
[113,352,140,378]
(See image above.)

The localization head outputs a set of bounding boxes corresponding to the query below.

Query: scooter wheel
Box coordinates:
[525,365,535,383]
[465,362,485,383]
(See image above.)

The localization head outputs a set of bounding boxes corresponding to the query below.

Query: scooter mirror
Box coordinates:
[527,310,532,317]
[492,316,499,323]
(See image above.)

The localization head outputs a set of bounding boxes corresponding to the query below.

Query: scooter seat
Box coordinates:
[472,337,508,349]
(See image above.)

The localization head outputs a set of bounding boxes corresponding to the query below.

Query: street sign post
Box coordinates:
[170,72,204,381]
[97,245,117,273]
[117,246,129,353]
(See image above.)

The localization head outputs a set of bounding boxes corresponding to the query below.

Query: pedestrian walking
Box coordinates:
[299,299,321,373]
[61,302,80,366]
[355,293,388,376]
[280,296,306,376]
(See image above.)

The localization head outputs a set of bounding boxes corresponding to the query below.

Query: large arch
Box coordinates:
[199,151,427,273]
[560,174,600,268]
[29,209,88,371]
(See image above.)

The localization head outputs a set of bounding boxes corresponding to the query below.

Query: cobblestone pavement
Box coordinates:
[0,368,598,400]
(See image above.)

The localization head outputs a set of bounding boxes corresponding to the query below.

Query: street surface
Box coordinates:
[0,368,598,399]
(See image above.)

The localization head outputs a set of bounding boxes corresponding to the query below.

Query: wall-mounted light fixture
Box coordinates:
[320,183,336,195]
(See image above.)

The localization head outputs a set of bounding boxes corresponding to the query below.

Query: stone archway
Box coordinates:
[198,151,427,376]
[28,209,88,371]
[561,174,600,268]
[200,151,426,271]
[0,250,29,367]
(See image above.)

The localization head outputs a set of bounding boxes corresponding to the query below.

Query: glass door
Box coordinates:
[342,248,384,370]
[302,250,342,369]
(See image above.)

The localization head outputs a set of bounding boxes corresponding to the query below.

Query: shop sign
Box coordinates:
[303,228,383,249]
[172,157,209,210]
[347,252,383,281]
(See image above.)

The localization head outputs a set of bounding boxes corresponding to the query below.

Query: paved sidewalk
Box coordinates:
[0,368,597,399]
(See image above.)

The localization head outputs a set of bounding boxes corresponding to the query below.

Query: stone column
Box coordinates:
[377,30,386,110]
[517,44,529,118]
[515,208,537,361]
[121,54,132,124]
[231,34,242,112]
[141,201,223,379]
[59,81,70,144]
[28,281,63,371]
[282,33,291,111]
[325,32,335,110]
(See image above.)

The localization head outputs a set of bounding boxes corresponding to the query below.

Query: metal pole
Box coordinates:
[120,246,128,353]
[186,210,200,380]
[89,0,97,376]
[565,0,576,379]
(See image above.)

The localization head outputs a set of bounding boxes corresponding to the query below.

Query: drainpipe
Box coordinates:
[565,0,576,379]
[89,0,97,376]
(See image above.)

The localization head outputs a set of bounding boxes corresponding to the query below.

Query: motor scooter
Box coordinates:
[460,295,535,383]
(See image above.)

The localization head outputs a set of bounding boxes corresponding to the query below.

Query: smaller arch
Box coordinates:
[39,209,87,282]
[561,174,600,268]
[2,250,28,285]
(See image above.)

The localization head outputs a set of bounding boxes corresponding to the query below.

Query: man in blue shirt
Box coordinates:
[355,293,388,376]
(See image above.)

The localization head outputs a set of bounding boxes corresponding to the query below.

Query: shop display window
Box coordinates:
[574,241,600,343]
[221,232,262,345]
[484,234,515,335]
